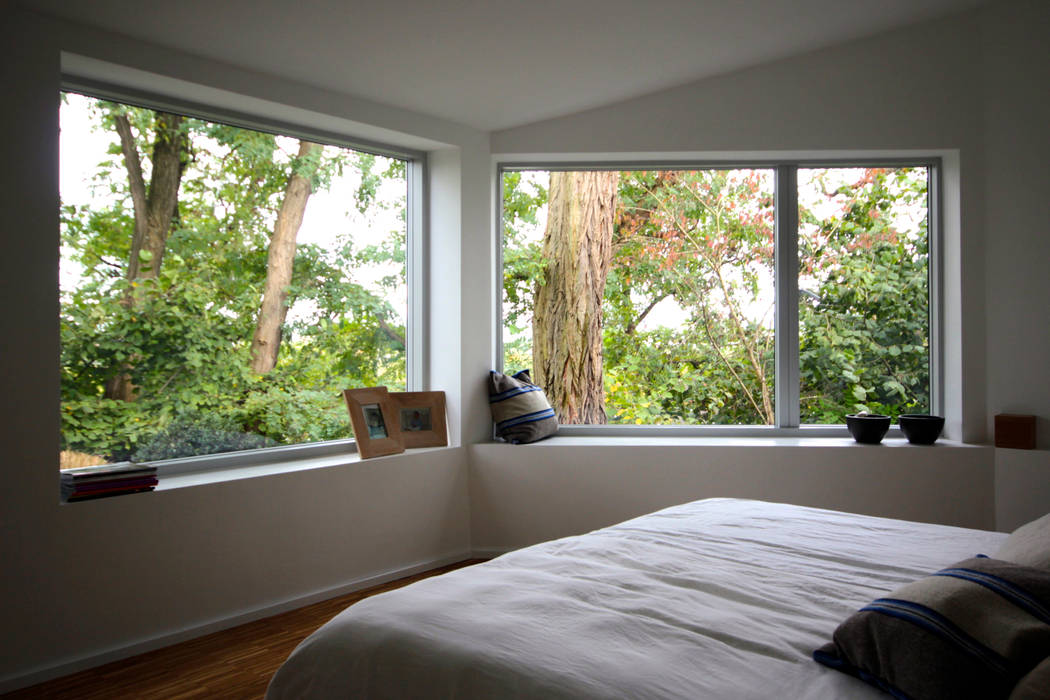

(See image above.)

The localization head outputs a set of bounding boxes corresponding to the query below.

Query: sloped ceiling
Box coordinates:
[19,0,983,130]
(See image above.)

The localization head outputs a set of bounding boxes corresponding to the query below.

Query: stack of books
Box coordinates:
[60,462,158,502]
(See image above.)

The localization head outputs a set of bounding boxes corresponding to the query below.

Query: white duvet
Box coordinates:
[267,499,1006,699]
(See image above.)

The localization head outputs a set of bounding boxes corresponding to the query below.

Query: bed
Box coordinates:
[266,498,1036,699]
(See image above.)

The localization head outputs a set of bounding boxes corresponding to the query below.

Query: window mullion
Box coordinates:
[774,165,800,428]
[407,158,426,391]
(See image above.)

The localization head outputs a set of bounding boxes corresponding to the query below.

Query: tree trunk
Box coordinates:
[532,171,618,424]
[105,110,188,401]
[117,112,187,281]
[250,141,323,373]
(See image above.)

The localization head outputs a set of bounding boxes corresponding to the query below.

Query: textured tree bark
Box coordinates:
[532,171,618,424]
[105,111,188,401]
[116,112,187,281]
[250,141,322,373]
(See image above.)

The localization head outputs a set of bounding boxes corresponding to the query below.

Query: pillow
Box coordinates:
[997,512,1050,570]
[814,557,1050,700]
[487,370,557,444]
[1010,656,1050,700]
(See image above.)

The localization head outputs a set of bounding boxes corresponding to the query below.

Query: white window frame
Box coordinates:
[496,158,942,437]
[60,76,428,475]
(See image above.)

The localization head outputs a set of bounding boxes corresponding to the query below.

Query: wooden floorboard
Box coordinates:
[5,559,485,700]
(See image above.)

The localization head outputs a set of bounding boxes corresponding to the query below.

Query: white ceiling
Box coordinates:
[20,0,983,131]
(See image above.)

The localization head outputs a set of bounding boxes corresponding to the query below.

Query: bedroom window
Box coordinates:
[59,90,421,470]
[499,163,934,430]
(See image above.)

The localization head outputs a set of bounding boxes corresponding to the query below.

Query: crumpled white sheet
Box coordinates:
[267,498,1006,699]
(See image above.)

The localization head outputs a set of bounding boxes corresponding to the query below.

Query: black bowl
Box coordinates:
[898,414,944,445]
[846,414,891,444]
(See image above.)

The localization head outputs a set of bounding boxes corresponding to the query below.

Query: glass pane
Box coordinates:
[59,92,408,468]
[797,166,930,423]
[502,168,775,425]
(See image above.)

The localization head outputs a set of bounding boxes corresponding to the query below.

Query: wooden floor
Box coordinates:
[5,559,484,700]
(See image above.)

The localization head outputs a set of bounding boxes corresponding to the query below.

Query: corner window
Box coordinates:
[499,163,934,429]
[60,91,417,470]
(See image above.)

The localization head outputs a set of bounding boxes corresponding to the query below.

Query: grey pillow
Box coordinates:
[1010,656,1050,700]
[488,370,557,444]
[997,512,1050,571]
[814,557,1050,700]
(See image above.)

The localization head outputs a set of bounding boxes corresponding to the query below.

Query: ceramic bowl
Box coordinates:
[898,414,944,445]
[846,413,891,444]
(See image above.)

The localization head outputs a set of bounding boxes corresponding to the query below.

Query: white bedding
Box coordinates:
[266,499,1006,699]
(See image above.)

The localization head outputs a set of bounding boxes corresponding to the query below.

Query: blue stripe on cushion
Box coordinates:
[935,568,1050,624]
[812,649,912,700]
[497,408,556,429]
[489,385,541,403]
[863,598,1009,674]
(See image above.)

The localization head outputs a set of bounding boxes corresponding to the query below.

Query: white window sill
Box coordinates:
[157,445,455,491]
[481,435,979,449]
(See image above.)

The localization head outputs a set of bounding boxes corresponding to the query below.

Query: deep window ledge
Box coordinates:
[479,434,979,449]
[156,445,456,491]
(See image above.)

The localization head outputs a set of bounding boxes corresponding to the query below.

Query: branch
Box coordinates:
[112,113,149,280]
[697,302,765,420]
[378,318,405,348]
[625,293,667,336]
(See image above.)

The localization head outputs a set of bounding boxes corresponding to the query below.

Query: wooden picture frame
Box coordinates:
[342,387,404,459]
[390,391,448,449]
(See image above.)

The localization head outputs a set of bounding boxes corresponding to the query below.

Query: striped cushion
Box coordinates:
[488,370,557,444]
[814,557,1050,700]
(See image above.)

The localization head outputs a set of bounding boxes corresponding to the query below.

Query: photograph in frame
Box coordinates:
[343,386,404,459]
[390,391,448,449]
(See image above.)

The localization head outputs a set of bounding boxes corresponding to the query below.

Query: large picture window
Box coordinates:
[60,91,417,469]
[500,163,933,429]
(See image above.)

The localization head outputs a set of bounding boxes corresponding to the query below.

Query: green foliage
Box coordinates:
[60,93,408,463]
[131,414,276,462]
[501,165,930,426]
[501,171,548,333]
[798,168,929,422]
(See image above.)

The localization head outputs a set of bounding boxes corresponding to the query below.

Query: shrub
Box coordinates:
[132,414,276,462]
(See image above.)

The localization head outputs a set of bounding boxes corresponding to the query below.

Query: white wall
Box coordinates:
[471,440,995,551]
[981,0,1050,447]
[0,7,478,690]
[979,0,1050,533]
[996,449,1050,531]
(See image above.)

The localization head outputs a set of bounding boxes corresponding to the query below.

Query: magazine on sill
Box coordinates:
[60,462,157,479]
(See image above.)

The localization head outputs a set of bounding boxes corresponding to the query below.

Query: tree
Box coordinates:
[502,165,929,427]
[104,107,190,400]
[114,110,188,282]
[250,140,323,373]
[607,170,776,424]
[60,94,410,464]
[798,167,929,422]
[532,171,618,423]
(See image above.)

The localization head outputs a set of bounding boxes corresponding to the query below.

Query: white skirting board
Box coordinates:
[0,550,474,694]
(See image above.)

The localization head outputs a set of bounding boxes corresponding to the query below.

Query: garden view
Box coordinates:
[60,93,407,467]
[502,165,930,426]
[59,91,931,467]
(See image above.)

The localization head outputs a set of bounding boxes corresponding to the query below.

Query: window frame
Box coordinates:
[59,75,429,475]
[496,157,942,437]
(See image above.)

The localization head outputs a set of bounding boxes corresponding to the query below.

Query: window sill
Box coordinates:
[157,445,455,491]
[480,435,980,449]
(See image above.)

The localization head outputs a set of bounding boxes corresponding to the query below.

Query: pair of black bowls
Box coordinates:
[846,413,944,445]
